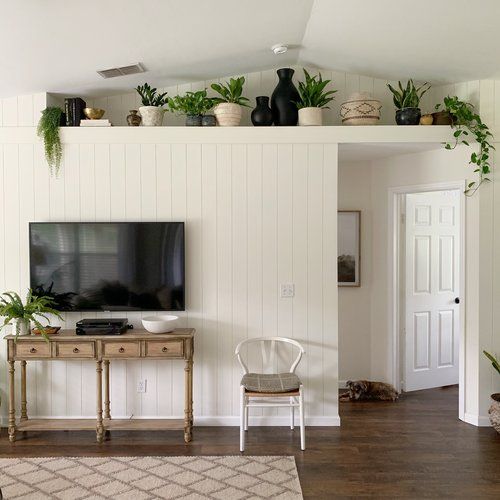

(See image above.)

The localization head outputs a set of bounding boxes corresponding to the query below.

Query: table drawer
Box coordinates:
[16,343,51,358]
[145,340,184,358]
[103,341,140,358]
[56,342,95,358]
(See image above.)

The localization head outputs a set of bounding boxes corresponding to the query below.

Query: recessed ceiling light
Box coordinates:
[271,44,288,55]
[97,63,146,79]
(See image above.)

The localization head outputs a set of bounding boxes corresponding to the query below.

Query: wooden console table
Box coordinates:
[6,328,194,443]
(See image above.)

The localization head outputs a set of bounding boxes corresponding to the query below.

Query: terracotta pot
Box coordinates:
[489,393,500,433]
[213,103,242,126]
[340,92,381,125]
[138,106,165,126]
[432,111,453,125]
[298,107,323,126]
[420,114,434,125]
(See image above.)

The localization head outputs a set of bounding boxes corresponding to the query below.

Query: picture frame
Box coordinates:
[338,210,361,287]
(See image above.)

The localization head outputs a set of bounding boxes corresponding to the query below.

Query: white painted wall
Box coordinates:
[0,93,47,127]
[0,131,339,425]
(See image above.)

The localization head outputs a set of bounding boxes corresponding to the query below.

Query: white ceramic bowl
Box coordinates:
[142,315,179,333]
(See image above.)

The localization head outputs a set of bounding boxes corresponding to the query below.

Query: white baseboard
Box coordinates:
[0,415,340,427]
[462,413,491,427]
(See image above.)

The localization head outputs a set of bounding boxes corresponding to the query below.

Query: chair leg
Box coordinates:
[240,386,246,452]
[299,386,305,450]
[290,397,294,430]
[245,404,249,431]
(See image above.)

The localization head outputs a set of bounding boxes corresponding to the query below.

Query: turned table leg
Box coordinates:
[8,360,16,442]
[184,339,193,443]
[103,360,110,419]
[20,360,28,421]
[96,360,104,443]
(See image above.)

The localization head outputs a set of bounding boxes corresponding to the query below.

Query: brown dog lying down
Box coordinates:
[340,380,399,401]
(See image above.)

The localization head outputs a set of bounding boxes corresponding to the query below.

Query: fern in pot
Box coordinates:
[387,80,431,125]
[483,351,500,433]
[296,69,337,126]
[0,290,62,341]
[211,77,250,126]
[168,90,215,126]
[136,83,169,126]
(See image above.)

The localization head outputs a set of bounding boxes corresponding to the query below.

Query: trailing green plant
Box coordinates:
[387,80,431,109]
[295,69,337,109]
[168,90,214,116]
[483,350,500,376]
[211,77,250,106]
[435,96,494,196]
[135,83,169,107]
[37,107,63,176]
[0,290,63,341]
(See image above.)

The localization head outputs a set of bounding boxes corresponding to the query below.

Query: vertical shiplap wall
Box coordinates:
[0,93,47,126]
[0,138,339,424]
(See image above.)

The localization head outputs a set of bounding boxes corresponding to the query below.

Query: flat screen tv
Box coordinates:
[29,222,185,312]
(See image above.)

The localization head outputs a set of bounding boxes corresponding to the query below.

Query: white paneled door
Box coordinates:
[404,190,460,392]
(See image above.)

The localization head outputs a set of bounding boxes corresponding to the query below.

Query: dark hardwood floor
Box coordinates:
[1,386,499,498]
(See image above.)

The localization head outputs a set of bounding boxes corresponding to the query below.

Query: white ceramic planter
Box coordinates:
[138,106,165,126]
[13,319,30,336]
[340,92,381,125]
[213,103,242,126]
[298,107,323,126]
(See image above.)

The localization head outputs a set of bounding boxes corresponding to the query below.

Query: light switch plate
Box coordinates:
[137,379,147,393]
[280,284,295,298]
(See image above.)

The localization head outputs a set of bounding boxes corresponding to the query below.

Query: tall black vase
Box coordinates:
[251,96,274,126]
[271,68,299,126]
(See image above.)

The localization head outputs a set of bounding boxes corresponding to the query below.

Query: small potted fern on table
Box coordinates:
[296,69,337,126]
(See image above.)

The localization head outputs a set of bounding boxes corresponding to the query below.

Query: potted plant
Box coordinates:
[37,107,64,175]
[435,96,494,196]
[483,351,500,433]
[0,290,62,341]
[211,76,250,126]
[135,83,169,126]
[387,80,431,125]
[168,90,214,126]
[295,69,337,126]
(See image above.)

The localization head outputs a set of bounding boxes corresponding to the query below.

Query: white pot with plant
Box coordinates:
[136,83,169,126]
[483,350,500,433]
[168,89,214,126]
[211,77,250,126]
[0,290,62,340]
[296,69,337,126]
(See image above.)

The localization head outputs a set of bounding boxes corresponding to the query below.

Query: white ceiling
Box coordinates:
[2,0,500,99]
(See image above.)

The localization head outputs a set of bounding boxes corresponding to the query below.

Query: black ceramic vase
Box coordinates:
[251,96,274,126]
[395,107,421,125]
[271,68,299,126]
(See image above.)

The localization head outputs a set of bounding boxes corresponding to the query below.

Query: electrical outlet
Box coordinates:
[280,284,295,298]
[137,379,147,393]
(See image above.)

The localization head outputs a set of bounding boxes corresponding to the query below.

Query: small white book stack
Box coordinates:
[80,119,111,127]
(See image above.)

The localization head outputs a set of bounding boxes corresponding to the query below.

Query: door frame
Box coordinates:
[388,180,466,421]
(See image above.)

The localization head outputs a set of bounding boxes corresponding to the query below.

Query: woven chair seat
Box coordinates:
[241,372,301,393]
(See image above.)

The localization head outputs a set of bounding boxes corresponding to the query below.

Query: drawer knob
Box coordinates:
[29,347,37,354]
[162,346,168,352]
[73,347,79,353]
[119,347,125,353]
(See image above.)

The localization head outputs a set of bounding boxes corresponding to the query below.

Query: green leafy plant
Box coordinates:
[435,96,494,196]
[0,290,62,341]
[296,69,337,109]
[211,77,250,106]
[37,107,63,176]
[484,350,500,376]
[135,83,169,107]
[387,80,431,109]
[168,90,214,116]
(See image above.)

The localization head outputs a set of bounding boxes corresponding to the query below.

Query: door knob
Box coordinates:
[454,297,460,304]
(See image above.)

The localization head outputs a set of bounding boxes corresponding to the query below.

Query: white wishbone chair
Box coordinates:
[235,336,306,451]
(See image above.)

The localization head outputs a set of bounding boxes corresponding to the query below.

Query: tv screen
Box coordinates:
[29,222,185,312]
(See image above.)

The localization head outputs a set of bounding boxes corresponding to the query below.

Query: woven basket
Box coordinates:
[489,393,500,433]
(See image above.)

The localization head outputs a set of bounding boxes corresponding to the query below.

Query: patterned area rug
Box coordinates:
[0,456,303,499]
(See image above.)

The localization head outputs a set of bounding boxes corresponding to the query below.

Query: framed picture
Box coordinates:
[338,210,360,287]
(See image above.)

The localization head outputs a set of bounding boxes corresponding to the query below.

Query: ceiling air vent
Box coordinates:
[97,63,145,79]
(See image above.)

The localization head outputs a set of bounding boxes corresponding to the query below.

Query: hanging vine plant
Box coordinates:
[37,107,63,175]
[436,96,494,196]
